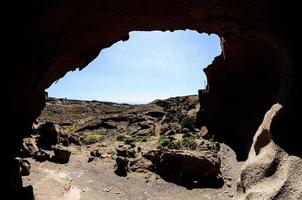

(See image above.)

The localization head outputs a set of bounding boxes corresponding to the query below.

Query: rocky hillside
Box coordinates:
[37,95,206,147]
[20,95,242,199]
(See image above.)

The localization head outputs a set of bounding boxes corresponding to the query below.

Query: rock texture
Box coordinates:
[5,0,301,199]
[237,104,302,200]
[145,149,222,187]
[52,145,71,163]
[21,138,39,157]
[37,122,60,150]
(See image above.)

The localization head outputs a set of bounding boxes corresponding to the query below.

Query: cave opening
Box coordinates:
[20,30,245,199]
[47,30,221,104]
[8,1,301,199]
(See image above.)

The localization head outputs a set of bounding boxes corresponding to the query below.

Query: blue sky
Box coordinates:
[47,30,221,104]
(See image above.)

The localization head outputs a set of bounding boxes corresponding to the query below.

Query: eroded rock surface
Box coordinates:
[237,104,302,200]
[145,149,222,187]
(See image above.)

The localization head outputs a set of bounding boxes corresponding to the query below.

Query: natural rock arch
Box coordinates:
[6,1,301,199]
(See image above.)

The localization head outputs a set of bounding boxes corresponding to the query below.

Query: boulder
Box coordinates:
[68,135,82,146]
[144,149,222,186]
[115,156,129,176]
[116,146,136,158]
[34,150,50,162]
[129,158,153,172]
[90,149,101,157]
[20,137,39,157]
[180,108,199,130]
[52,145,71,163]
[116,146,129,157]
[37,122,60,149]
[59,136,70,146]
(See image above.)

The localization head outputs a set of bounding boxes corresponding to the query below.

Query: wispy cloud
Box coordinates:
[47,30,221,103]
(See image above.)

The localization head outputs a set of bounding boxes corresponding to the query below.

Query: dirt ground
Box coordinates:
[23,143,242,200]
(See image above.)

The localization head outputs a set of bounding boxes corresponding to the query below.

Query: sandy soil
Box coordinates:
[23,143,242,200]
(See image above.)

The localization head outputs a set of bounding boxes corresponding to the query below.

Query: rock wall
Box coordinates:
[6,0,301,199]
[237,104,302,200]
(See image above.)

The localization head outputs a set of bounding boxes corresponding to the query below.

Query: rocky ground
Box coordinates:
[21,95,243,200]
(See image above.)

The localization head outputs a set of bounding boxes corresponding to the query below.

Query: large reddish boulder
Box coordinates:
[145,149,222,186]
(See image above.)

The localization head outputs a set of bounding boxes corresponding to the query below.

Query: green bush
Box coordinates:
[157,135,169,148]
[167,140,182,150]
[158,136,198,151]
[181,137,197,150]
[84,132,101,144]
[157,135,182,150]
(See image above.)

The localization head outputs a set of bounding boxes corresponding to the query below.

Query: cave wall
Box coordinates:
[200,32,290,160]
[6,0,301,198]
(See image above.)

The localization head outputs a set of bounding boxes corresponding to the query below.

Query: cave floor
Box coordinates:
[23,143,242,200]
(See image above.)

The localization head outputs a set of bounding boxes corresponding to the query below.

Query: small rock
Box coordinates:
[68,135,82,146]
[128,149,136,158]
[21,137,39,157]
[103,188,111,192]
[100,143,108,147]
[90,149,101,157]
[227,181,232,187]
[34,150,50,162]
[52,145,71,163]
[88,157,95,162]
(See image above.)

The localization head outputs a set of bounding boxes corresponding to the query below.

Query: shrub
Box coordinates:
[157,135,182,150]
[124,136,136,145]
[167,140,182,150]
[84,132,101,144]
[181,137,197,150]
[157,138,171,149]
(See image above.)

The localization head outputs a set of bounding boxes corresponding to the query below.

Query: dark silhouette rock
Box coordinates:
[90,149,101,157]
[16,158,31,176]
[116,146,129,157]
[115,156,129,177]
[37,122,60,150]
[52,145,71,163]
[34,150,50,162]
